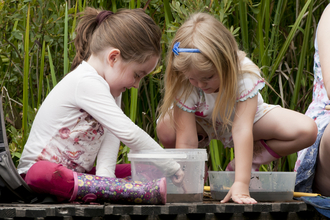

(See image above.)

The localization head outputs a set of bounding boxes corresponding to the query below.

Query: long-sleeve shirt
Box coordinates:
[17,61,180,177]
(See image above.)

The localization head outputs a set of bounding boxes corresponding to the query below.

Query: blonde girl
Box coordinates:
[157,12,317,204]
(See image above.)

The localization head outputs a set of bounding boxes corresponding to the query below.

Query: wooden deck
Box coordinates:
[0,198,327,220]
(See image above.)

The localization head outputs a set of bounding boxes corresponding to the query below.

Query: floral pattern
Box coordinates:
[295,46,330,192]
[37,109,105,173]
[176,70,277,148]
[75,173,165,204]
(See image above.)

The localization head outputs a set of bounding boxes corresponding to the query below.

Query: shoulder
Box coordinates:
[318,4,330,31]
[69,62,114,104]
[237,57,265,102]
[240,57,261,76]
[176,87,203,113]
[317,4,330,37]
[69,61,109,88]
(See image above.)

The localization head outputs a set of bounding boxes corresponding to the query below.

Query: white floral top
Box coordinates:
[17,61,180,177]
[176,57,277,148]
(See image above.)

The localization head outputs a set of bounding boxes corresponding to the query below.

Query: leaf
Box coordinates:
[12,30,23,40]
[11,152,22,159]
[151,65,163,75]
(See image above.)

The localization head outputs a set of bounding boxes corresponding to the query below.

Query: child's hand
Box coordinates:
[170,168,185,187]
[220,181,257,204]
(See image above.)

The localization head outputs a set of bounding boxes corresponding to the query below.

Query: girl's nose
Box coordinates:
[197,81,206,89]
[133,79,140,88]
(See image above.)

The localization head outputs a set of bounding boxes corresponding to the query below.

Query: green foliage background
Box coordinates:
[0,0,329,171]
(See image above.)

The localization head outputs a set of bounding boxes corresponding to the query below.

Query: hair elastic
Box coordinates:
[97,10,114,25]
[172,42,201,56]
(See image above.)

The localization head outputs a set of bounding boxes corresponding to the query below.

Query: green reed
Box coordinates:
[238,0,249,53]
[291,0,314,109]
[64,2,69,76]
[47,45,57,88]
[22,3,30,148]
[268,0,312,84]
[37,41,46,109]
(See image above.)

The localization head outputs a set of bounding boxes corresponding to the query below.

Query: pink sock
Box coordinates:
[260,140,281,159]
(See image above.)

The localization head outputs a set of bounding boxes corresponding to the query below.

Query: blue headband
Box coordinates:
[172,42,201,56]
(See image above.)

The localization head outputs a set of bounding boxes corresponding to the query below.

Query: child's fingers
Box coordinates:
[221,191,258,204]
[220,191,232,203]
[238,197,257,204]
[170,169,185,186]
[246,197,257,204]
[232,194,257,204]
[182,181,187,194]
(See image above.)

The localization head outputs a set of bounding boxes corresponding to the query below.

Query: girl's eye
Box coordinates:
[204,75,214,80]
[201,75,213,81]
[135,73,140,79]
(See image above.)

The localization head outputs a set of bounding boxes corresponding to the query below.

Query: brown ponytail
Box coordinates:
[71,7,100,71]
[71,7,161,71]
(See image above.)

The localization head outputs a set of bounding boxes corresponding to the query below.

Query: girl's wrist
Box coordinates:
[234,179,250,187]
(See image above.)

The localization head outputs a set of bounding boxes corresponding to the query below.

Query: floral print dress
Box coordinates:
[295,14,330,192]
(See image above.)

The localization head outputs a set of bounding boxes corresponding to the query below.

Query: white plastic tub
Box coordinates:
[128,149,208,203]
[208,171,297,202]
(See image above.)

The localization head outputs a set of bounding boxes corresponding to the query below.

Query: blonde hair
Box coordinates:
[159,12,260,132]
[71,7,162,70]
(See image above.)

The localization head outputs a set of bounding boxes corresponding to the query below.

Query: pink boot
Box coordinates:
[225,159,235,171]
[225,140,281,172]
[69,172,167,204]
[251,140,281,171]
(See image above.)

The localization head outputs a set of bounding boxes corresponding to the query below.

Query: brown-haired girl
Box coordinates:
[17,7,183,204]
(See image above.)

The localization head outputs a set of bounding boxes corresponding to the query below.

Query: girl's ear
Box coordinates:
[107,49,120,67]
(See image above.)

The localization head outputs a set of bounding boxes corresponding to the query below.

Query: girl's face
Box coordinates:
[184,68,220,94]
[106,55,159,97]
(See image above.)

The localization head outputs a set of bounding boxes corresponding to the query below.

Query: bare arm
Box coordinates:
[221,95,258,204]
[318,6,330,99]
[174,105,199,149]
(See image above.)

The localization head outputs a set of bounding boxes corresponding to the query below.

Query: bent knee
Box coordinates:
[298,118,317,146]
[320,125,330,147]
[25,161,58,193]
[25,161,73,193]
[156,121,176,148]
[157,129,176,148]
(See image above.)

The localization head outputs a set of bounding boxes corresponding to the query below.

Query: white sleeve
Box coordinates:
[176,88,200,113]
[75,77,180,176]
[236,58,265,102]
[95,130,120,177]
[236,72,265,102]
[95,95,122,178]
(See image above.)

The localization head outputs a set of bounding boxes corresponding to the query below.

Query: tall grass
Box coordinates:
[63,2,69,76]
[37,40,46,108]
[22,3,30,147]
[291,0,314,109]
[0,0,328,171]
[238,1,249,53]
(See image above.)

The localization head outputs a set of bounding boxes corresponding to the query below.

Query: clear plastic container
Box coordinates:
[208,171,297,202]
[128,149,207,203]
